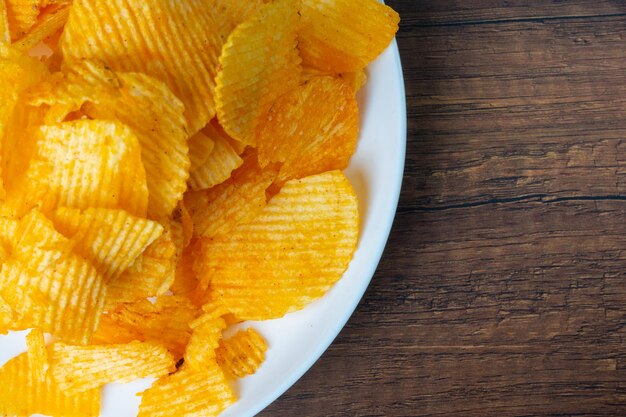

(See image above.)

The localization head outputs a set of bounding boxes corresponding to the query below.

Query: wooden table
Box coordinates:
[263,1,626,416]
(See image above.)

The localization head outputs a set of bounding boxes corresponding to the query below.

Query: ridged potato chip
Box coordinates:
[185,154,278,244]
[209,0,265,42]
[13,3,69,51]
[184,303,228,371]
[61,0,222,134]
[188,131,215,173]
[258,76,359,184]
[15,119,149,218]
[298,0,399,73]
[5,0,43,40]
[49,341,175,392]
[0,294,17,334]
[0,209,107,343]
[215,0,302,146]
[138,361,235,417]
[197,171,358,320]
[93,296,198,358]
[0,329,100,417]
[0,0,9,43]
[189,120,244,191]
[216,328,267,379]
[49,207,163,282]
[302,65,367,94]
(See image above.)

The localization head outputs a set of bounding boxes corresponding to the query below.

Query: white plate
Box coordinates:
[0,24,406,417]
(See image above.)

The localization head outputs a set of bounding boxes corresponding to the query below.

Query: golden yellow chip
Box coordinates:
[0,209,107,343]
[184,303,228,371]
[138,361,235,417]
[13,119,149,218]
[197,171,358,320]
[215,0,302,146]
[302,66,367,94]
[5,0,43,40]
[216,328,267,379]
[49,207,163,282]
[208,0,265,42]
[258,76,359,184]
[93,296,198,358]
[298,0,399,73]
[29,60,190,219]
[0,329,100,417]
[188,131,215,173]
[49,341,175,392]
[13,3,69,51]
[171,241,205,306]
[61,0,222,134]
[0,0,9,43]
[189,120,244,191]
[105,220,177,308]
[185,154,278,245]
[0,294,17,334]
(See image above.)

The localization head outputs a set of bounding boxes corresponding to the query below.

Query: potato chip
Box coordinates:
[17,119,149,218]
[208,0,265,42]
[0,209,107,343]
[171,240,206,307]
[185,154,278,244]
[5,0,43,40]
[302,66,367,94]
[188,120,244,191]
[105,221,177,307]
[29,60,190,218]
[0,294,17,334]
[49,341,175,392]
[215,0,302,146]
[0,0,9,43]
[49,207,163,282]
[13,3,69,51]
[61,0,222,134]
[188,131,215,173]
[0,329,100,417]
[138,361,235,417]
[298,0,399,73]
[184,303,228,371]
[197,171,359,320]
[216,328,267,379]
[93,296,198,358]
[258,76,359,185]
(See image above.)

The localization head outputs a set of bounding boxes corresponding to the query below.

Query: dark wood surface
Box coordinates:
[262,2,626,416]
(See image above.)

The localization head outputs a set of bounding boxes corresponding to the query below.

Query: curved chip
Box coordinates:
[185,153,278,243]
[215,0,302,146]
[188,131,215,173]
[216,328,267,379]
[184,303,228,371]
[208,0,265,42]
[6,0,43,40]
[197,171,359,320]
[49,341,176,392]
[138,361,235,417]
[23,119,149,217]
[48,207,163,281]
[61,0,222,134]
[0,329,100,417]
[0,209,107,343]
[258,76,359,184]
[298,0,399,73]
[13,3,69,51]
[0,0,9,43]
[188,120,244,191]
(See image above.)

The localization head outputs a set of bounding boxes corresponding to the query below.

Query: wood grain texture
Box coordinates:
[261,1,626,416]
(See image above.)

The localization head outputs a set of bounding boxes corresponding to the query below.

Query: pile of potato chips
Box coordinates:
[0,0,399,415]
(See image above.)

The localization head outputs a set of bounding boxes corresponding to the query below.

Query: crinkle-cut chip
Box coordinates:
[197,171,359,320]
[298,0,399,73]
[216,328,267,378]
[215,0,302,146]
[258,76,359,184]
[49,207,163,282]
[184,303,227,371]
[26,328,48,382]
[49,341,176,392]
[0,0,9,43]
[22,120,149,217]
[0,294,16,333]
[105,222,177,308]
[93,296,198,358]
[302,66,367,94]
[189,121,243,191]
[0,210,107,343]
[185,155,278,244]
[208,0,265,42]
[29,61,190,218]
[0,331,100,417]
[171,242,204,306]
[61,0,222,134]
[138,361,235,417]
[13,3,69,51]
[5,0,44,40]
[188,131,215,172]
